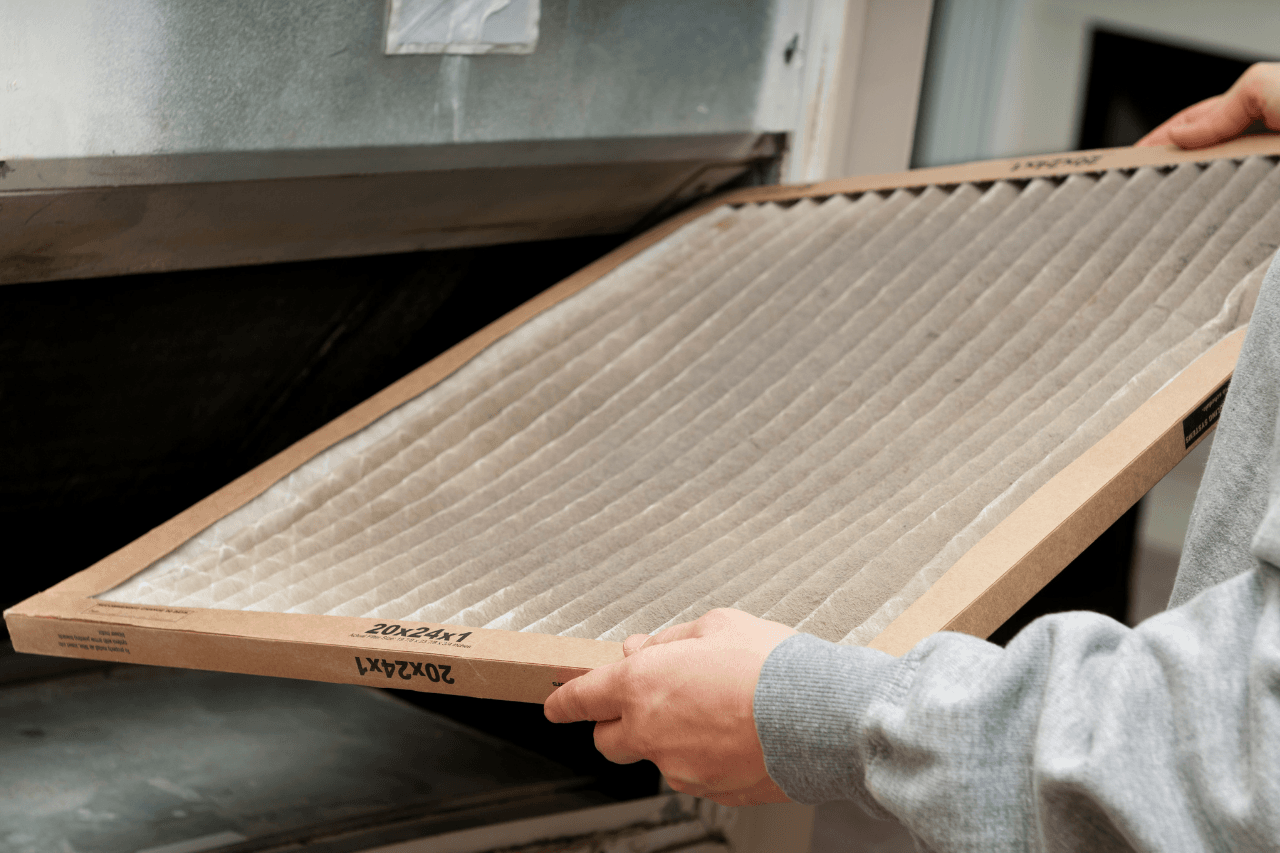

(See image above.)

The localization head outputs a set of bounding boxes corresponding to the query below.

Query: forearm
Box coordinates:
[754,563,1280,851]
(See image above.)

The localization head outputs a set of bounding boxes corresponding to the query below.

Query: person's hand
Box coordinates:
[1137,62,1280,149]
[543,608,797,806]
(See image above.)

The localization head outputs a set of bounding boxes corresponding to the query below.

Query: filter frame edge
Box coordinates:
[6,138,1276,699]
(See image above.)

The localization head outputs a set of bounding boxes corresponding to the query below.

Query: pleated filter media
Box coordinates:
[97,157,1277,646]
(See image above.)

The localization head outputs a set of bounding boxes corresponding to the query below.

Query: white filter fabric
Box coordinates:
[102,160,1280,644]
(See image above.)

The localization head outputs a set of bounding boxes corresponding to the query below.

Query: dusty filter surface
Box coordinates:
[103,159,1278,645]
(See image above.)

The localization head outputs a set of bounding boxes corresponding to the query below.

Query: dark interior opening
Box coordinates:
[1078,27,1273,150]
[0,239,622,620]
[0,235,660,802]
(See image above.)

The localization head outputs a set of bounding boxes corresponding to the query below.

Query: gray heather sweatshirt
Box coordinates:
[754,258,1280,851]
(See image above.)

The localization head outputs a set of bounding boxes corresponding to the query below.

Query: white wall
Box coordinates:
[763,0,934,181]
[917,0,1280,166]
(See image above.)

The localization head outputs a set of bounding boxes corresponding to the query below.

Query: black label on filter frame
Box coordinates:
[1183,379,1230,449]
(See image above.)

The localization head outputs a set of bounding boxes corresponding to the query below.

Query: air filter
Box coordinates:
[9,138,1279,703]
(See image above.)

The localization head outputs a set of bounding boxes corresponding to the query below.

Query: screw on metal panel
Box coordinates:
[783,34,799,65]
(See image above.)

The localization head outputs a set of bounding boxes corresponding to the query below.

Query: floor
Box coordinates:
[807,435,1214,852]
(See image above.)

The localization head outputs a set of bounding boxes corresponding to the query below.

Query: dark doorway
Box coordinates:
[0,233,673,803]
[1078,28,1273,150]
[0,237,624,629]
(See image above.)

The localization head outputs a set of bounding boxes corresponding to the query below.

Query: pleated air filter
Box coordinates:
[10,139,1280,703]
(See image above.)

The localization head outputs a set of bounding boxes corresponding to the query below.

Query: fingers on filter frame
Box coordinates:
[544,666,627,724]
[1171,94,1254,149]
[1137,63,1280,150]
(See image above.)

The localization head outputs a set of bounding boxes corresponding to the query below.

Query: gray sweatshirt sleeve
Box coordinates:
[755,564,1280,850]
[754,257,1280,851]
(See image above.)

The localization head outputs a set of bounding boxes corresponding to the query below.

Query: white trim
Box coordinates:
[760,0,933,181]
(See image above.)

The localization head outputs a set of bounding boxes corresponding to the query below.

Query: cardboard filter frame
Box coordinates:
[8,137,1278,704]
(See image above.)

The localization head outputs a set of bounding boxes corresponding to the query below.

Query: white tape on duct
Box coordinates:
[385,0,539,55]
